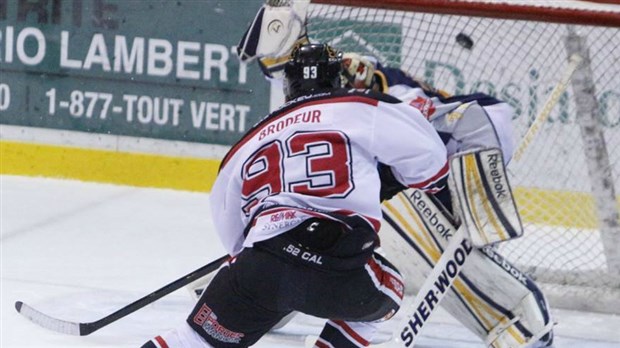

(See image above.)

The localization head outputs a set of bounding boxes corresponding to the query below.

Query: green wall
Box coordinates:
[0,0,269,146]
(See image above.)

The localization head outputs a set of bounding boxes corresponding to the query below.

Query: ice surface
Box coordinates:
[2,175,619,347]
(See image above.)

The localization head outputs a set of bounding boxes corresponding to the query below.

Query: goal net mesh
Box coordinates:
[306,1,620,311]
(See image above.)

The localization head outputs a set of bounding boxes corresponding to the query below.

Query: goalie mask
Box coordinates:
[283,43,343,101]
[342,53,377,89]
[341,53,390,93]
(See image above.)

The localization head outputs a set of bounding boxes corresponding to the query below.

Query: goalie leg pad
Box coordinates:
[449,147,523,247]
[482,247,555,348]
[487,292,554,348]
[380,189,553,348]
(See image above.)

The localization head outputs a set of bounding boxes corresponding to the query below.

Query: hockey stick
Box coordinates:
[395,230,471,347]
[512,54,582,162]
[15,254,229,336]
[392,54,584,347]
[391,191,474,347]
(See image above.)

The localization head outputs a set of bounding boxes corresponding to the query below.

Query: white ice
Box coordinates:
[2,175,619,347]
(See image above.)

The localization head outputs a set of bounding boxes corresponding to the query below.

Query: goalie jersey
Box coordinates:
[210,89,449,256]
[377,64,516,163]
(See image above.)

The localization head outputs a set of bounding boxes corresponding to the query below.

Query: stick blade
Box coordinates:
[15,301,83,336]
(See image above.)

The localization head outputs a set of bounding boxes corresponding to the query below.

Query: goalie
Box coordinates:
[336,50,554,348]
[225,1,555,348]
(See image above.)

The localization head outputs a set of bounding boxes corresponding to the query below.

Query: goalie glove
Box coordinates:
[237,0,310,63]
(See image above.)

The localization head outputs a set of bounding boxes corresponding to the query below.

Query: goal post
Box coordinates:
[304,0,620,313]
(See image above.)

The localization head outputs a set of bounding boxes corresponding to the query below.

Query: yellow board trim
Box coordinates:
[513,187,620,229]
[1,141,221,193]
[2,140,618,228]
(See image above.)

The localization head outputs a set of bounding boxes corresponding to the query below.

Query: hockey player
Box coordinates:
[140,43,450,348]
[232,1,555,347]
[334,58,555,348]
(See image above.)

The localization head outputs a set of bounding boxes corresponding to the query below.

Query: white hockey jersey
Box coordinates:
[210,90,448,256]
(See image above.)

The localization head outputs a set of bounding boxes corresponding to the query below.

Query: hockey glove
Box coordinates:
[237,0,310,63]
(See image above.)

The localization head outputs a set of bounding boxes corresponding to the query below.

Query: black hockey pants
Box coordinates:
[186,217,403,347]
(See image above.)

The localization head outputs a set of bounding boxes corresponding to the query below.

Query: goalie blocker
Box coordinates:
[381,149,553,347]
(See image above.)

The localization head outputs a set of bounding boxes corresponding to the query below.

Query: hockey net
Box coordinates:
[306,0,620,313]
